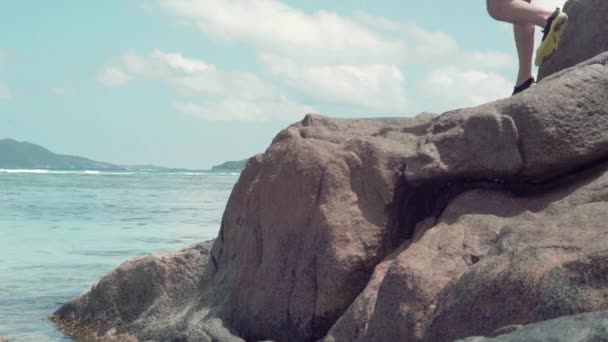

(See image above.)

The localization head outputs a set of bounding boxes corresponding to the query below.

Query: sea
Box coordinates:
[0,169,239,341]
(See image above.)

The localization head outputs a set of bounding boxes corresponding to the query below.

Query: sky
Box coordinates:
[0,0,566,169]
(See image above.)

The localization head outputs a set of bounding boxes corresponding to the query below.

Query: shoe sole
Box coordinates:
[512,82,537,96]
[535,14,569,66]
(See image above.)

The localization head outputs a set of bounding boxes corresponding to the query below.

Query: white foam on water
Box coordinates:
[0,169,230,176]
[0,169,49,174]
[161,172,208,176]
[0,169,132,175]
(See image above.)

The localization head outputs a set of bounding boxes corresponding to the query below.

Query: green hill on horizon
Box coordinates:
[211,159,248,172]
[0,138,118,169]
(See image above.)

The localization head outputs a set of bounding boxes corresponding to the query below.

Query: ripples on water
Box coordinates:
[0,170,238,341]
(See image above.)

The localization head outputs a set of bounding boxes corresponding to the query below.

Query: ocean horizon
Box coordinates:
[0,169,239,341]
[0,168,240,175]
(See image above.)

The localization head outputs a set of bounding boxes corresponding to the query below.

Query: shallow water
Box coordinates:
[0,170,238,341]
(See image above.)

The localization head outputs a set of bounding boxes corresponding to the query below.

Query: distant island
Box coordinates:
[0,139,122,169]
[0,138,177,170]
[1,138,248,172]
[211,159,248,172]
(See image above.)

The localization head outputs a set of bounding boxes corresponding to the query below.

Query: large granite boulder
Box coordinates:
[325,160,608,341]
[53,1,608,340]
[538,0,608,79]
[207,114,432,341]
[52,241,243,342]
[457,311,608,342]
[405,53,608,182]
[55,50,608,342]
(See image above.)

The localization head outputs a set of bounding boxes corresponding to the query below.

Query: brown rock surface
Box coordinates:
[52,240,243,342]
[203,113,438,341]
[53,3,608,340]
[406,52,608,182]
[457,311,608,342]
[538,0,608,80]
[326,161,608,341]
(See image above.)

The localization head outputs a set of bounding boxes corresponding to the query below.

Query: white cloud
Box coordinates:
[97,67,132,86]
[462,51,516,71]
[176,99,316,121]
[150,1,524,116]
[158,0,407,65]
[405,23,459,63]
[116,50,281,100]
[101,49,315,121]
[119,49,216,78]
[355,16,515,71]
[122,50,152,75]
[159,1,511,70]
[260,54,408,113]
[0,82,11,99]
[353,12,403,33]
[170,71,280,100]
[420,68,512,110]
[151,50,215,73]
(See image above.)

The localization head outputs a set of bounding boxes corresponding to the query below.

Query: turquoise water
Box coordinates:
[0,169,238,341]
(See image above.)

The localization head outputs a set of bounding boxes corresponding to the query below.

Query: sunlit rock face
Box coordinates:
[54,1,608,340]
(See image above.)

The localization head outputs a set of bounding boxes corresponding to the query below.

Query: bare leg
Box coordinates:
[513,0,536,86]
[487,0,552,27]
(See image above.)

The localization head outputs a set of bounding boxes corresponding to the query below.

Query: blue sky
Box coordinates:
[0,0,565,169]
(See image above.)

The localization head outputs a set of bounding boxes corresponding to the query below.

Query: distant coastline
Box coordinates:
[0,138,247,173]
[211,159,248,172]
[0,169,241,177]
[0,138,121,170]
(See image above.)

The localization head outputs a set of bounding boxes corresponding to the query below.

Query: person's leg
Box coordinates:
[487,0,569,95]
[487,0,552,27]
[513,0,535,87]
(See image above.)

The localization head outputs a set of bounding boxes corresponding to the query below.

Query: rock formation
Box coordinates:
[538,0,608,79]
[53,241,243,342]
[456,311,608,342]
[53,1,608,341]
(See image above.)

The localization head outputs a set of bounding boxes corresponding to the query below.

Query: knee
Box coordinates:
[486,0,501,20]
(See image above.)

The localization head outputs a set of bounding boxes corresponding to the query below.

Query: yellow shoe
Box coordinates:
[535,8,569,66]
